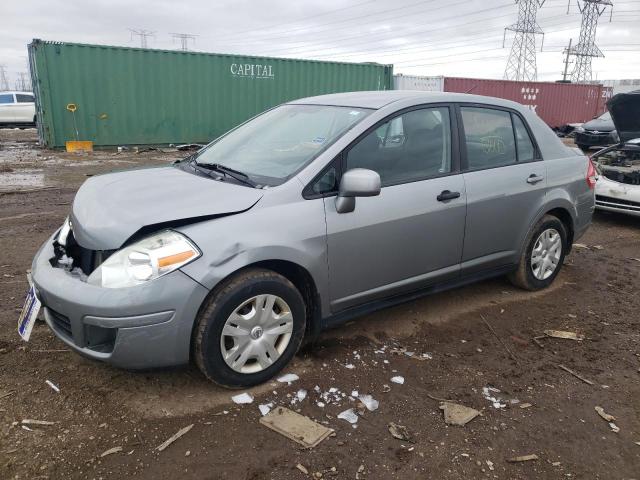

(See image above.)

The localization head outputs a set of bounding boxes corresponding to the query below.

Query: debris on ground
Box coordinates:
[595,406,615,422]
[21,419,56,426]
[592,245,604,250]
[357,394,379,412]
[519,403,533,409]
[260,406,334,448]
[482,315,519,364]
[45,380,60,393]
[610,423,620,433]
[388,422,414,442]
[100,446,123,458]
[486,460,495,471]
[482,386,506,409]
[296,464,309,475]
[337,408,359,425]
[175,143,204,151]
[390,376,405,385]
[544,330,584,341]
[277,373,299,384]
[258,403,273,416]
[439,402,481,426]
[382,384,391,393]
[558,364,594,385]
[156,424,194,452]
[573,243,589,249]
[507,454,539,462]
[231,392,254,404]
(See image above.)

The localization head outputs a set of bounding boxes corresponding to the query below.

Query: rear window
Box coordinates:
[16,94,34,103]
[0,94,14,104]
[461,107,517,170]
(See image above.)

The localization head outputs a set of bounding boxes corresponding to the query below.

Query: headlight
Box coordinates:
[574,126,585,133]
[87,230,200,288]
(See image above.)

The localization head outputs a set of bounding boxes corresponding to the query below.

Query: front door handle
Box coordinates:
[527,174,544,185]
[437,190,461,202]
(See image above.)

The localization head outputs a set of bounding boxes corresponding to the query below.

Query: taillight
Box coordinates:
[586,159,597,189]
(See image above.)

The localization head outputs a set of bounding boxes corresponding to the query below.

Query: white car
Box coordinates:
[0,91,36,126]
[592,90,640,217]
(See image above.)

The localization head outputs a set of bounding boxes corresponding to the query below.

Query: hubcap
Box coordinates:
[531,228,562,280]
[220,294,294,374]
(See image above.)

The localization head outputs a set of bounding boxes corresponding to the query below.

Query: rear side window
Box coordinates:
[0,94,14,104]
[346,107,452,186]
[461,107,516,170]
[512,115,536,162]
[16,94,34,103]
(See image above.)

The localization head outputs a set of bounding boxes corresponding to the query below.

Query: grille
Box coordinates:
[596,195,640,211]
[48,309,73,338]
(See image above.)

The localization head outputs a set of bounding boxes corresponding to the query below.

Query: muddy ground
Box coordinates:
[1,129,639,479]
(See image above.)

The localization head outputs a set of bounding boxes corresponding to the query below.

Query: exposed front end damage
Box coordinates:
[592,140,640,217]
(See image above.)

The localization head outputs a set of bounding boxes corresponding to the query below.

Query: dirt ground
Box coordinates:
[1,129,639,479]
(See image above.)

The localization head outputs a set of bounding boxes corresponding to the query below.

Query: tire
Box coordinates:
[508,215,567,291]
[194,268,306,388]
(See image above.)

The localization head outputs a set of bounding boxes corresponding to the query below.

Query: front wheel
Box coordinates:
[508,215,567,291]
[194,269,306,388]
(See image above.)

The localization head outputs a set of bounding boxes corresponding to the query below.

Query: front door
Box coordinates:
[323,105,467,312]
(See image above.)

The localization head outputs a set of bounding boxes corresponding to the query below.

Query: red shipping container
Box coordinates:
[443,77,613,128]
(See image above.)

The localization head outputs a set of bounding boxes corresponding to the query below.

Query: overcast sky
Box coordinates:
[2,0,639,89]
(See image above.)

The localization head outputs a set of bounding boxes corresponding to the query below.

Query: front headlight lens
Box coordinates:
[574,126,585,133]
[87,230,200,288]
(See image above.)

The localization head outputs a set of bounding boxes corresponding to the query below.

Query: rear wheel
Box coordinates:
[194,269,306,388]
[508,215,567,291]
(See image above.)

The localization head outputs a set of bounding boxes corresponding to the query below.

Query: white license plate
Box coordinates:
[18,276,41,342]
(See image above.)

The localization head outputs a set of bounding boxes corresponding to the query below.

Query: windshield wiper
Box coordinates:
[197,162,258,188]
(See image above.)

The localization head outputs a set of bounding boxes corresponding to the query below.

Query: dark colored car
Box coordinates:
[575,111,619,151]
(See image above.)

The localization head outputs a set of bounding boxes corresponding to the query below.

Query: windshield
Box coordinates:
[598,111,612,121]
[195,104,372,186]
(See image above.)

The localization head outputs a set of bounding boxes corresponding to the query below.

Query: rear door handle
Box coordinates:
[437,190,461,202]
[527,174,544,185]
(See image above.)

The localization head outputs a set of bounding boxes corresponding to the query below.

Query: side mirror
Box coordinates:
[335,168,381,214]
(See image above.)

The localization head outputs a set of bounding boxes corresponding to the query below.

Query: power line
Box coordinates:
[129,29,155,48]
[170,33,197,51]
[503,1,546,81]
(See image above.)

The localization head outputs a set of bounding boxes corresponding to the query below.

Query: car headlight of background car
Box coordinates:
[574,126,585,134]
[87,230,200,288]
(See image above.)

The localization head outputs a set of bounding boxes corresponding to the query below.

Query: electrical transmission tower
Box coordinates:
[566,0,613,83]
[503,0,546,82]
[0,65,9,91]
[15,72,31,91]
[171,33,197,51]
[129,29,155,48]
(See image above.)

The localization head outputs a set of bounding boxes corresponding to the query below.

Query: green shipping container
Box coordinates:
[28,40,393,148]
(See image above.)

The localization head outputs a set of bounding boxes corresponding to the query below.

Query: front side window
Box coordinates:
[346,107,452,186]
[461,107,516,170]
[16,94,34,103]
[195,104,371,186]
[0,94,14,104]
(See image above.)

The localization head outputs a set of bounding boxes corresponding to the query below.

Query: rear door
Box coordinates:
[0,93,16,123]
[14,93,35,123]
[458,105,547,274]
[322,105,467,312]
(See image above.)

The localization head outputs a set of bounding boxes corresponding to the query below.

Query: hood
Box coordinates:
[582,116,615,133]
[607,90,640,143]
[70,166,263,250]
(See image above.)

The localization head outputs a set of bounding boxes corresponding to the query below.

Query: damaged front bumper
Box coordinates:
[595,176,640,217]
[31,233,209,369]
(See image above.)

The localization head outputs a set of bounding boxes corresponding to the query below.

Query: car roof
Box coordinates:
[288,90,526,111]
[0,91,34,95]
